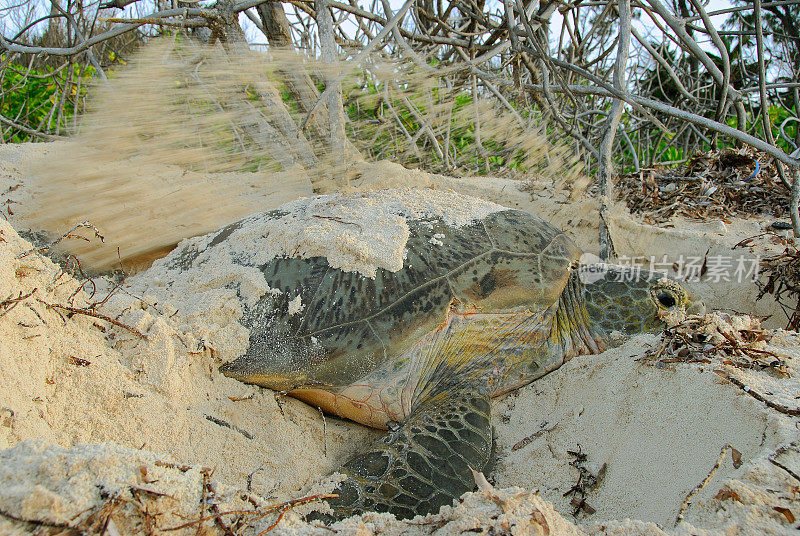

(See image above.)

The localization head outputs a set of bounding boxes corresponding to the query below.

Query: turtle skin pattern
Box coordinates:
[157,193,688,522]
[323,390,492,520]
[188,201,580,520]
[217,208,576,397]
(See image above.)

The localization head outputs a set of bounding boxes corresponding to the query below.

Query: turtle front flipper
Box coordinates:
[324,390,492,520]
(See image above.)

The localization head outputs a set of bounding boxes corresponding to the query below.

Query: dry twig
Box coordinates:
[163,492,338,533]
[675,444,741,525]
[36,298,147,338]
[15,221,104,260]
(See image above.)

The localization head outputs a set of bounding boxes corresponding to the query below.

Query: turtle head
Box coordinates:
[579,264,703,337]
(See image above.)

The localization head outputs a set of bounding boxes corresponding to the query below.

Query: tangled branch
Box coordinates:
[2,0,799,242]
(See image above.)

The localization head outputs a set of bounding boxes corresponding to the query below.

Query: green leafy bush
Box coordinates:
[0,60,94,142]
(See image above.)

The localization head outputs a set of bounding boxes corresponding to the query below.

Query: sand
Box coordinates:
[1,142,800,535]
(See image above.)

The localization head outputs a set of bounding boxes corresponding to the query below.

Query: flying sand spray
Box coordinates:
[17,39,581,271]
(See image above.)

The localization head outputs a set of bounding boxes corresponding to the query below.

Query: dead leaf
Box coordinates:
[700,248,710,277]
[714,487,742,502]
[471,469,493,492]
[594,463,607,489]
[138,465,158,484]
[105,518,122,536]
[579,498,596,515]
[68,355,92,367]
[532,509,550,536]
[773,506,795,523]
[227,395,254,402]
[730,447,742,468]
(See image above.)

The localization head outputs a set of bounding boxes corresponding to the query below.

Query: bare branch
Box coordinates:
[299,0,416,133]
[0,7,215,56]
[598,0,631,260]
[0,114,67,140]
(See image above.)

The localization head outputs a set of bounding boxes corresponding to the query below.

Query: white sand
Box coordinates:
[143,187,505,283]
[0,215,377,499]
[1,142,799,535]
[493,327,799,528]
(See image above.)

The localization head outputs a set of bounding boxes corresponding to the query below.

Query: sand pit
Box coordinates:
[1,142,800,535]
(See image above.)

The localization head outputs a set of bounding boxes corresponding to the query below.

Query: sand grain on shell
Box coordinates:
[123,188,506,365]
[164,187,506,279]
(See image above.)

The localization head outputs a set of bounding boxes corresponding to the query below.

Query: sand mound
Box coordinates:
[2,142,800,535]
[0,439,588,536]
[493,327,800,531]
[0,216,377,500]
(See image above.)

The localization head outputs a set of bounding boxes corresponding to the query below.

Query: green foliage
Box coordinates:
[0,60,94,142]
[617,104,798,174]
[342,77,533,173]
[770,105,798,154]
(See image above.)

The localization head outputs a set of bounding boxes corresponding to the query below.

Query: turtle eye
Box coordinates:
[657,292,676,308]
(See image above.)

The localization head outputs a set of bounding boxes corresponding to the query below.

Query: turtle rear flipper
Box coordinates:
[324,390,492,520]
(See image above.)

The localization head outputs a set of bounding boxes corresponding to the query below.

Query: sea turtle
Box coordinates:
[156,189,698,520]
